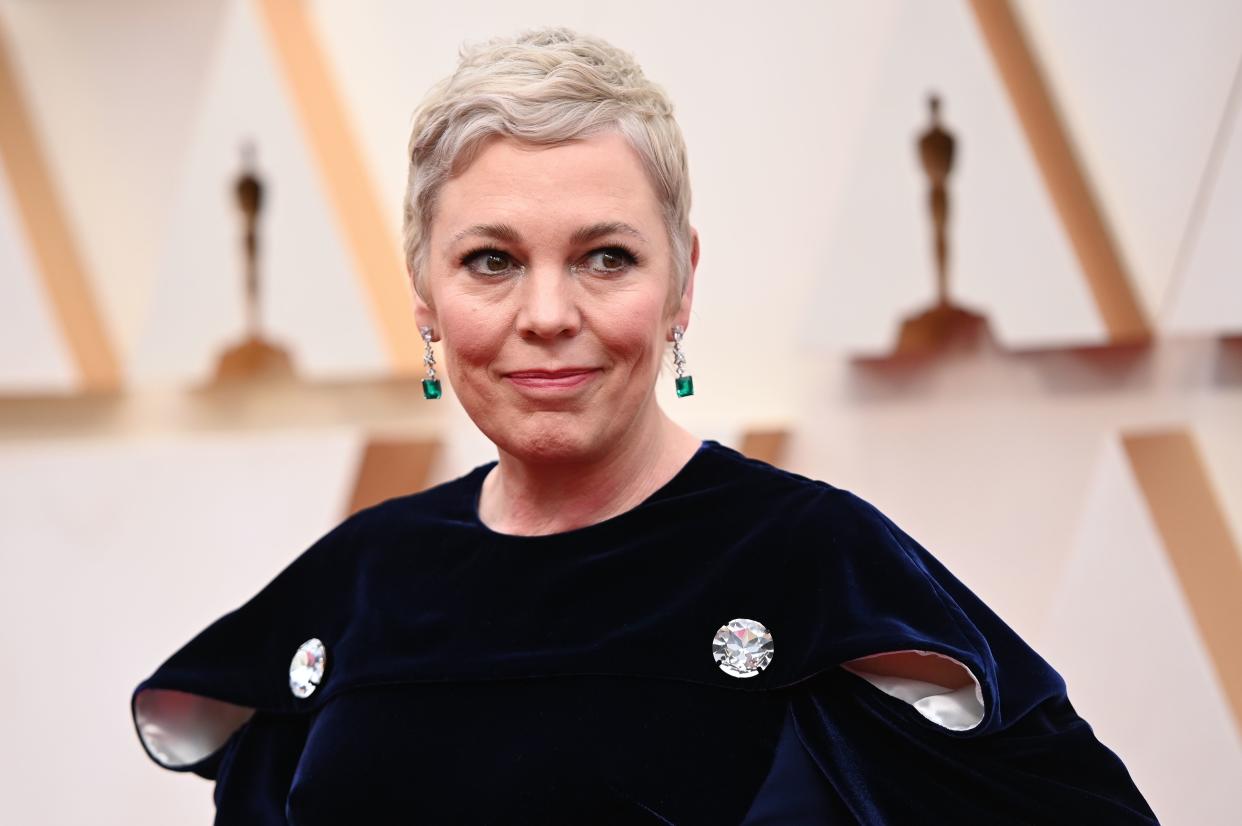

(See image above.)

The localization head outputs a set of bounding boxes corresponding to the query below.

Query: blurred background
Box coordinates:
[1,0,1240,822]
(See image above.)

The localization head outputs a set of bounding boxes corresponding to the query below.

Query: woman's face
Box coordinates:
[415,131,696,463]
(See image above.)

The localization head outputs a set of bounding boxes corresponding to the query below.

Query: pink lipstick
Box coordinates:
[504,368,599,391]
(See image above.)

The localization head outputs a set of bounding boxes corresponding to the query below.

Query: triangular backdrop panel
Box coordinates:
[1017,0,1242,322]
[0,158,75,392]
[133,0,385,384]
[1165,68,1242,335]
[1040,437,1242,825]
[803,0,1103,353]
[0,0,229,364]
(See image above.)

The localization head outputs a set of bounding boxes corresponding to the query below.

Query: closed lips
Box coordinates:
[504,369,600,390]
[505,369,596,379]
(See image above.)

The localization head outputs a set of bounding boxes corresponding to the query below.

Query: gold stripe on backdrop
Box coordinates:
[969,0,1151,344]
[254,0,422,374]
[347,437,441,516]
[1123,430,1242,734]
[0,23,120,392]
[740,429,790,468]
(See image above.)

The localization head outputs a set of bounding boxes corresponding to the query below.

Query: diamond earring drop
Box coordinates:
[672,325,694,397]
[420,326,441,400]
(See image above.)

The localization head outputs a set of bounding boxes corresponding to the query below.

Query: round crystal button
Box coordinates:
[289,638,327,698]
[712,618,774,679]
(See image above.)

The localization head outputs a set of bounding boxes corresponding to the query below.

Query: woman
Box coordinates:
[133,28,1156,824]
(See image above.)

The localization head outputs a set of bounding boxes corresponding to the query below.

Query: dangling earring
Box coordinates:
[420,326,442,400]
[672,325,694,397]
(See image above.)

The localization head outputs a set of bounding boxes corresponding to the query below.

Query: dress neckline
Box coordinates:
[466,439,718,541]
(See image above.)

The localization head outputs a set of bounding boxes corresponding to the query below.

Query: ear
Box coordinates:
[410,265,439,340]
[669,228,699,339]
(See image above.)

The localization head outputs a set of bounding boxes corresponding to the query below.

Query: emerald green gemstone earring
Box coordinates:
[420,326,442,400]
[672,325,694,397]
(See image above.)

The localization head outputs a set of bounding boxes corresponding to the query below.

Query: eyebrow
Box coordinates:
[450,223,521,245]
[448,221,647,247]
[569,222,647,245]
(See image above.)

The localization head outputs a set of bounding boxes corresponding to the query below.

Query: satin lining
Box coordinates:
[843,649,985,731]
[134,688,254,768]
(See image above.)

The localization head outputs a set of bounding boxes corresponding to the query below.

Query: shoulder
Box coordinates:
[692,441,915,559]
[698,448,1012,710]
[694,440,830,493]
[132,461,494,713]
[690,440,856,521]
[690,443,982,651]
[696,441,892,507]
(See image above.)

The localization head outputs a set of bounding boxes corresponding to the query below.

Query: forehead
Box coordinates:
[432,132,665,246]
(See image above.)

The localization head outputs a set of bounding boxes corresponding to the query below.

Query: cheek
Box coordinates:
[592,296,668,368]
[438,308,506,377]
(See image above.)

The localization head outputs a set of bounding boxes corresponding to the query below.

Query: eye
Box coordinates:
[580,246,638,274]
[462,249,520,277]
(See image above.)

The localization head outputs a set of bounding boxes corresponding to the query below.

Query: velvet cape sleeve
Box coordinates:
[130,516,361,821]
[130,447,1158,824]
[771,486,1158,824]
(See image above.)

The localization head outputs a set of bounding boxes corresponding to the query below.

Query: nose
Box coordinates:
[514,265,582,340]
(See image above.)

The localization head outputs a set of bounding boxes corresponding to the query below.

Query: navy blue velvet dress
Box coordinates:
[132,441,1157,824]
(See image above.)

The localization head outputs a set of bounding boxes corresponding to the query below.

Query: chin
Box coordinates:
[492,417,608,465]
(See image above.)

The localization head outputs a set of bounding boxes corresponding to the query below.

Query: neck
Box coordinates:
[478,406,700,536]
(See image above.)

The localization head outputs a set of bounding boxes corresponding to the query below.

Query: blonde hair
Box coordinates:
[402,27,692,300]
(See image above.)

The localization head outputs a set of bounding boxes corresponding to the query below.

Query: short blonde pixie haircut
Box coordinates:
[403,27,693,303]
